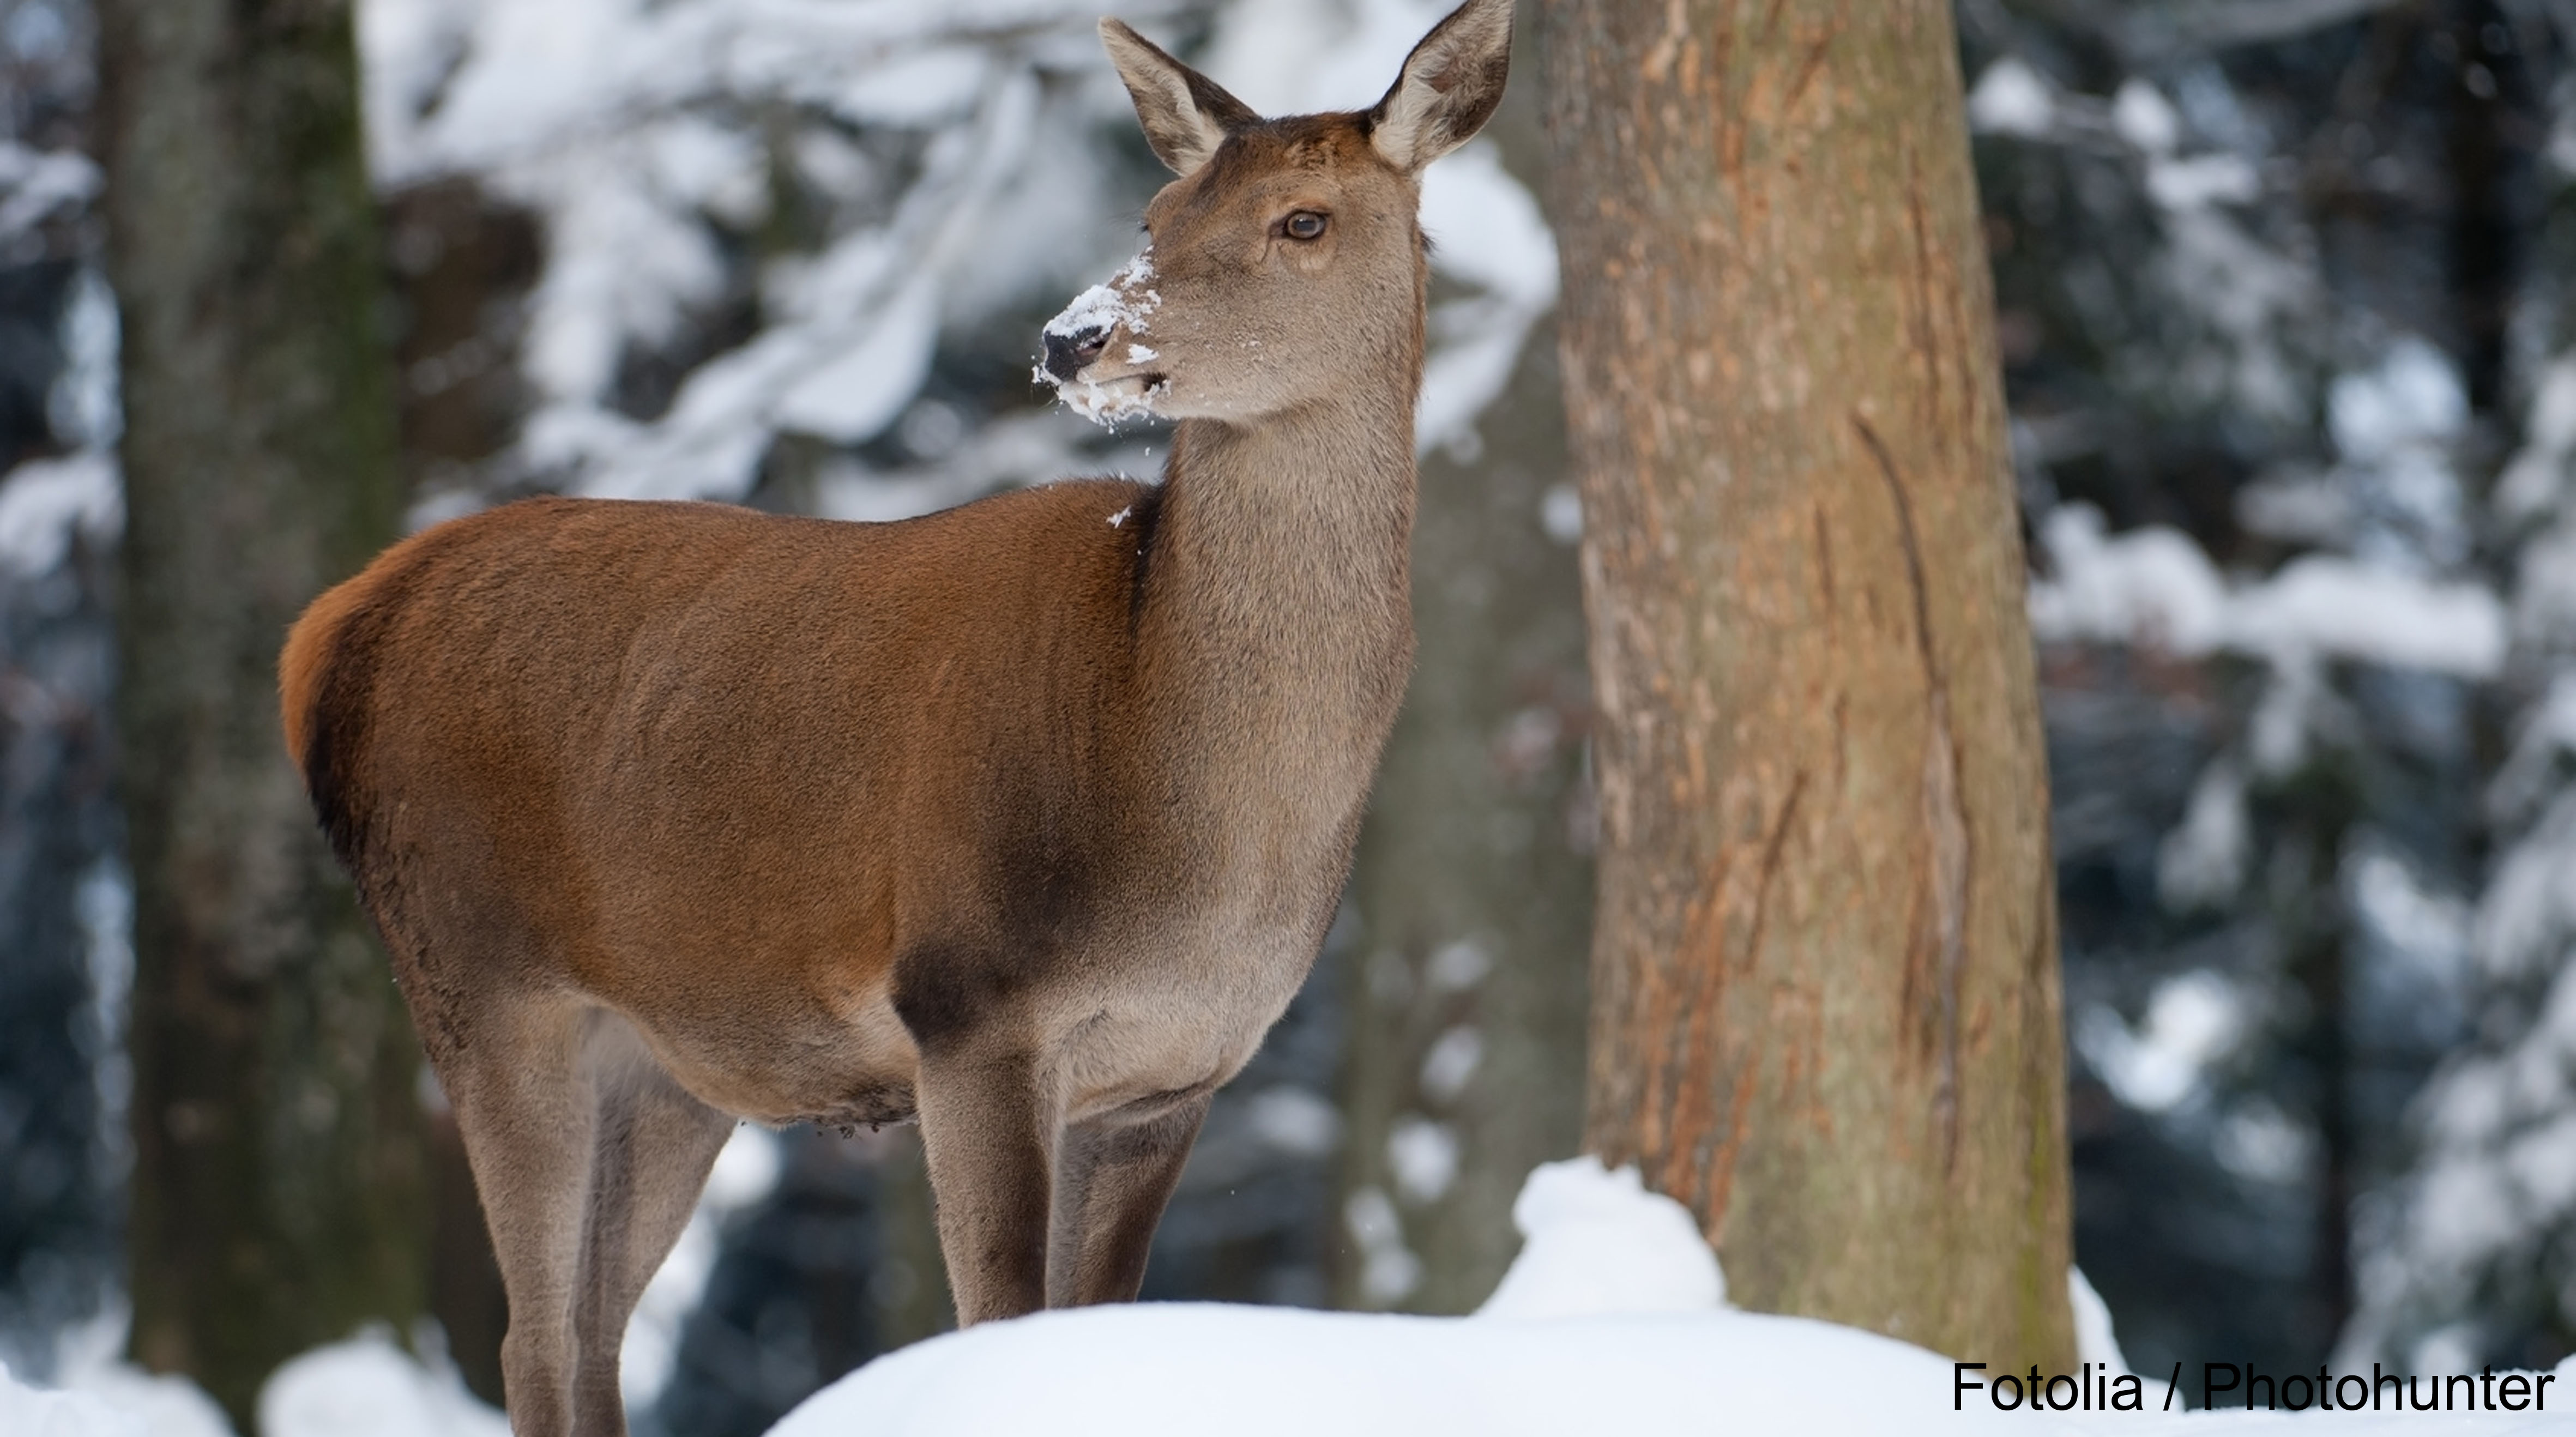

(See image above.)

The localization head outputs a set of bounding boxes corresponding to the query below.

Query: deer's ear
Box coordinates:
[1100,19,1260,176]
[1368,0,1513,173]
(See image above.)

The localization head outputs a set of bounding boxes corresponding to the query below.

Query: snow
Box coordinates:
[2231,555,2501,674]
[2113,79,2183,154]
[10,1159,2574,1434]
[2068,1267,2131,1374]
[0,141,100,246]
[750,1158,2571,1435]
[2490,676,2576,823]
[1425,938,1491,991]
[1414,153,1557,456]
[2332,340,2467,461]
[359,0,1131,502]
[2146,154,2260,211]
[1042,250,1159,344]
[1055,376,1167,426]
[1038,251,1172,427]
[1967,58,2056,138]
[1342,1185,1421,1305]
[773,276,942,444]
[1417,1024,1482,1102]
[2030,503,2505,678]
[2469,791,2576,982]
[2127,150,2319,422]
[0,1362,148,1437]
[2077,970,2245,1114]
[0,1118,762,1433]
[1539,481,1582,544]
[2,1318,499,1437]
[1472,1158,1722,1319]
[1241,1085,1340,1158]
[48,268,119,452]
[2214,1100,2316,1186]
[260,1337,506,1437]
[2349,848,2472,974]
[1385,1116,1459,1204]
[2498,355,2576,520]
[1976,69,2258,213]
[0,262,123,580]
[0,451,120,579]
[356,0,1556,500]
[2157,759,2248,910]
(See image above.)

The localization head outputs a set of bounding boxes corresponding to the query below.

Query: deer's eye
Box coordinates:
[1283,210,1328,241]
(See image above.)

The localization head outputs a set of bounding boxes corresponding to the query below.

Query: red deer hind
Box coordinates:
[279,2,1511,1432]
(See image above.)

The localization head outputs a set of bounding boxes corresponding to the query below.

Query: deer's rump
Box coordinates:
[279,488,1159,1107]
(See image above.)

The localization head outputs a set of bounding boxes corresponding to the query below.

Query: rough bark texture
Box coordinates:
[1540,0,2075,1368]
[96,0,425,1421]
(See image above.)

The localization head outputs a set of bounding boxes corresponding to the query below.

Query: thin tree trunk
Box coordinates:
[1540,0,2074,1368]
[1333,311,1592,1313]
[1330,13,1593,1309]
[96,0,424,1421]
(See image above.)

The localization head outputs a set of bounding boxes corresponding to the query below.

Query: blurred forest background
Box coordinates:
[2,0,2575,1429]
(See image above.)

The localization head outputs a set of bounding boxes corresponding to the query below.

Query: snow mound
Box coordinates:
[0,1330,504,1437]
[260,1335,506,1437]
[765,1159,2570,1435]
[0,1360,147,1437]
[1476,1156,1722,1319]
[767,1300,1957,1437]
[2069,1266,2130,1375]
[9,1158,2570,1435]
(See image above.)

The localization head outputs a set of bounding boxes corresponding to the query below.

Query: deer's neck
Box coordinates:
[1128,396,1417,799]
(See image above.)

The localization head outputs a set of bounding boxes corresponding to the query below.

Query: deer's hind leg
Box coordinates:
[1045,1093,1210,1308]
[431,991,599,1437]
[568,1015,734,1437]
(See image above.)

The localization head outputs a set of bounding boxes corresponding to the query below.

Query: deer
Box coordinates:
[276,2,1511,1432]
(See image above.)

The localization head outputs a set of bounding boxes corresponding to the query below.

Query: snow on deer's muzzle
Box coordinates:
[1037,249,1165,424]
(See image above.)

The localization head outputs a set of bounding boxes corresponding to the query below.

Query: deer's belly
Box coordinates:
[631,980,921,1130]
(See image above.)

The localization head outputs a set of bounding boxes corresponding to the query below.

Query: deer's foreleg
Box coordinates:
[1046,1092,1210,1307]
[915,1046,1058,1324]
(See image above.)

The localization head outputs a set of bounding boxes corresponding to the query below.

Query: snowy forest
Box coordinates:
[3,0,2576,1431]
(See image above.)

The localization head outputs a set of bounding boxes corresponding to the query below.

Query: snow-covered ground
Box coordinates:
[8,1158,2571,1436]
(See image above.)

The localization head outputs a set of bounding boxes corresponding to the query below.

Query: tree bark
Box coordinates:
[96,0,424,1421]
[1539,0,2074,1368]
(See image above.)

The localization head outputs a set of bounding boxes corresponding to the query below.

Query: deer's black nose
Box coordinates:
[1042,325,1107,382]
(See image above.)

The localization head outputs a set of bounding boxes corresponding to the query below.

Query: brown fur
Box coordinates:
[280,4,1512,1433]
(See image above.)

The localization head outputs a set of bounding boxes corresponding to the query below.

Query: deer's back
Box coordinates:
[283,487,1164,1111]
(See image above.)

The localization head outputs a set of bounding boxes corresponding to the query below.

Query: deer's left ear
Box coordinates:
[1368,0,1513,173]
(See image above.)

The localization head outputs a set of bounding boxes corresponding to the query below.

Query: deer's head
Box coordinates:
[1041,0,1512,426]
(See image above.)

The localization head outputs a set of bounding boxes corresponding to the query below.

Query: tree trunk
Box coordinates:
[96,0,425,1422]
[1333,315,1592,1313]
[1539,0,2074,1368]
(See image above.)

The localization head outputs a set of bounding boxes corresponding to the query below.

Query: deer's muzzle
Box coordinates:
[1043,325,1108,382]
